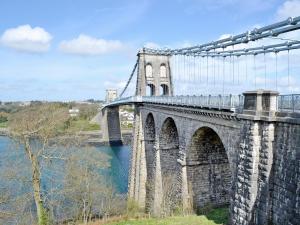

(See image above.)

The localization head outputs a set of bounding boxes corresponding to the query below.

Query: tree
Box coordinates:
[8,103,69,225]
[62,146,113,224]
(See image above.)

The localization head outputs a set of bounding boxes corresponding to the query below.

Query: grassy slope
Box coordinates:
[92,208,228,225]
[68,119,100,131]
[0,121,7,128]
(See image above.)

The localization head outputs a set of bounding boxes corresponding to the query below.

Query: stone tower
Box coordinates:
[105,89,118,103]
[136,49,173,96]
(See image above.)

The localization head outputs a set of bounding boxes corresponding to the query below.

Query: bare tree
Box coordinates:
[2,103,126,224]
[7,103,69,225]
[61,146,113,224]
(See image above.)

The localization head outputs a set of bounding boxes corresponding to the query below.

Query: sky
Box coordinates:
[0,0,299,101]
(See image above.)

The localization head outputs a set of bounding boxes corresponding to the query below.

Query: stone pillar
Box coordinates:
[153,143,163,216]
[137,131,147,208]
[128,108,139,199]
[177,152,190,213]
[232,90,279,225]
[128,107,147,209]
[101,106,122,145]
[136,51,147,96]
[254,122,275,224]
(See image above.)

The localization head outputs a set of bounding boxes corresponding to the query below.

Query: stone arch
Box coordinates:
[146,63,153,78]
[186,126,231,212]
[160,63,167,78]
[160,84,169,96]
[159,117,182,214]
[144,113,156,212]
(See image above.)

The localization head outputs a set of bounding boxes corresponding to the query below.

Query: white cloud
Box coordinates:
[276,0,300,20]
[0,25,52,53]
[59,34,125,56]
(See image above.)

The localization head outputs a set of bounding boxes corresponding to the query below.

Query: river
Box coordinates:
[0,135,130,193]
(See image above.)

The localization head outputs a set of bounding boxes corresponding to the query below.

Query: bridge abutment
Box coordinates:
[231,90,300,225]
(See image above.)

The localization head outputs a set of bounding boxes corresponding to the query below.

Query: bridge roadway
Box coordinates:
[104,94,300,113]
[104,95,244,112]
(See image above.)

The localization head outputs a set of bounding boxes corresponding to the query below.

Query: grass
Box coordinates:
[89,208,228,225]
[68,119,100,131]
[0,121,7,128]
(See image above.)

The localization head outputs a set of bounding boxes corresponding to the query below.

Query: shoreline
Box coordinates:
[0,128,8,136]
[0,128,133,146]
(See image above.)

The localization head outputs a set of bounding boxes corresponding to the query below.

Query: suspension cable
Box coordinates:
[275,52,278,91]
[264,52,267,88]
[254,54,257,88]
[223,56,225,95]
[206,54,209,85]
[119,59,138,98]
[288,48,290,91]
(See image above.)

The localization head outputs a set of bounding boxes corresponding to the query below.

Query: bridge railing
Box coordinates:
[278,94,300,113]
[105,94,300,114]
[105,95,244,112]
[142,95,244,112]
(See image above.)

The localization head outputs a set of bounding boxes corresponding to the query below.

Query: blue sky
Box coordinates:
[0,0,299,101]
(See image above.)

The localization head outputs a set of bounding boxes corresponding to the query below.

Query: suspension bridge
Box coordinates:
[101,17,300,225]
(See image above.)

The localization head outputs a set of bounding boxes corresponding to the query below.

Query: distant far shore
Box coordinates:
[0,127,8,136]
[0,128,133,146]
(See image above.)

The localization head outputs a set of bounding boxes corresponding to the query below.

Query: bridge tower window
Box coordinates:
[146,64,153,78]
[146,84,155,96]
[186,127,231,211]
[160,84,169,96]
[160,64,167,78]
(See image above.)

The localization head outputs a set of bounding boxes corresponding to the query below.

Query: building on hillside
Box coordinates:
[69,108,79,117]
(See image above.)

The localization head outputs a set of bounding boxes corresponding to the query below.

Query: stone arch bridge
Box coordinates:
[102,89,300,225]
[101,18,300,225]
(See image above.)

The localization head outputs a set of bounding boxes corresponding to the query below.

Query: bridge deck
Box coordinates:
[104,94,300,114]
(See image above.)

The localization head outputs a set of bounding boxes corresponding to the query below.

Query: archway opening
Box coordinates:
[144,113,156,212]
[160,64,167,78]
[159,117,181,215]
[146,64,153,78]
[160,84,169,96]
[186,127,231,212]
[146,84,155,96]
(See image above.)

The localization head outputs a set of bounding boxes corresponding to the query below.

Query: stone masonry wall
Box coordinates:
[159,118,182,214]
[144,114,156,213]
[231,120,300,225]
[187,127,231,210]
[270,123,300,225]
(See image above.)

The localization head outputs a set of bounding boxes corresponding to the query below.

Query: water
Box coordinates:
[0,135,130,193]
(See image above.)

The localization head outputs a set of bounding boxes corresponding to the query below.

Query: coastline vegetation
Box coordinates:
[1,102,228,225]
[0,103,126,225]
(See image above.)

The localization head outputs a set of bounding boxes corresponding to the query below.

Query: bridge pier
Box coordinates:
[178,152,192,213]
[232,90,281,225]
[152,146,163,216]
[128,107,147,209]
[100,106,122,145]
